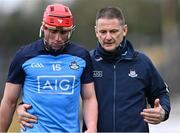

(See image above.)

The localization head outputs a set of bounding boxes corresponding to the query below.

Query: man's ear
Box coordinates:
[94,25,99,38]
[123,24,128,36]
[94,25,97,33]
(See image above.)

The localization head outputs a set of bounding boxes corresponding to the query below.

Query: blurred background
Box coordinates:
[0,0,179,132]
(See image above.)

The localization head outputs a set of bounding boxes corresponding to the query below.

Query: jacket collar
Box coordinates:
[94,37,137,62]
[35,39,46,52]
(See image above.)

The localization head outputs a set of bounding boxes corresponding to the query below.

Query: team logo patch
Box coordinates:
[93,71,103,77]
[69,61,79,70]
[58,19,63,24]
[128,69,138,77]
[31,63,44,68]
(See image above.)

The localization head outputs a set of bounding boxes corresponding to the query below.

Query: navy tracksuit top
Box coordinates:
[88,38,170,132]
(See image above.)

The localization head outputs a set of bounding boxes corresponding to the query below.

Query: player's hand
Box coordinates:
[140,98,165,124]
[17,103,38,130]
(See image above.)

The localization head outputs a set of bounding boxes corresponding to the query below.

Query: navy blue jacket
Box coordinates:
[86,38,170,132]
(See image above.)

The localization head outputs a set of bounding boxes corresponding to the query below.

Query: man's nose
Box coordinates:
[105,32,112,40]
[55,32,63,41]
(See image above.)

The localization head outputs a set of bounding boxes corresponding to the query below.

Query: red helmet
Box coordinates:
[43,4,73,28]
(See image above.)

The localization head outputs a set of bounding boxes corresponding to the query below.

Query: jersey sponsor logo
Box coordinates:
[37,75,75,94]
[31,63,44,68]
[69,61,79,70]
[128,69,138,77]
[93,71,102,77]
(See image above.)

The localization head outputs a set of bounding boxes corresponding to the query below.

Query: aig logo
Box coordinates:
[93,71,102,77]
[37,75,75,94]
[31,63,44,68]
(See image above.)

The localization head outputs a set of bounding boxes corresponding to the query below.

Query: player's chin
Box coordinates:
[51,43,65,49]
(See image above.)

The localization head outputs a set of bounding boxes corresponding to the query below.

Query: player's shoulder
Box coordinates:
[69,42,89,52]
[67,42,90,57]
[19,39,43,54]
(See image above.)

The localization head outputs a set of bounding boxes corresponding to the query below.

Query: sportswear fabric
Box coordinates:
[84,38,170,132]
[7,39,93,132]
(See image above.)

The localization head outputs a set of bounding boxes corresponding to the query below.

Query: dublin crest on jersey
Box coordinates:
[69,61,79,70]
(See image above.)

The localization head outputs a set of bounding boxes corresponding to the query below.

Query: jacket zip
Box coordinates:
[113,64,116,132]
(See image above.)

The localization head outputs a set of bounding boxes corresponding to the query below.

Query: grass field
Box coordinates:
[8,110,20,132]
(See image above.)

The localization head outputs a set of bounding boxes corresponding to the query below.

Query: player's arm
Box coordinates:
[81,82,98,132]
[0,82,21,132]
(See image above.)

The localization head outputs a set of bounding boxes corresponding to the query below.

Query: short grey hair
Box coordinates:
[96,6,126,25]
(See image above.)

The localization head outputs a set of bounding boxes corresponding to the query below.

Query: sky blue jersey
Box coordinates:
[7,39,94,132]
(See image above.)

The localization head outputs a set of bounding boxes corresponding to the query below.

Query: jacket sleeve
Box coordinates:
[145,55,171,121]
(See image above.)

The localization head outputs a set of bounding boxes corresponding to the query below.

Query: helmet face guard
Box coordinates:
[43,22,75,34]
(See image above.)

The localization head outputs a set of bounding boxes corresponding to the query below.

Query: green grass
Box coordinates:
[8,110,20,132]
